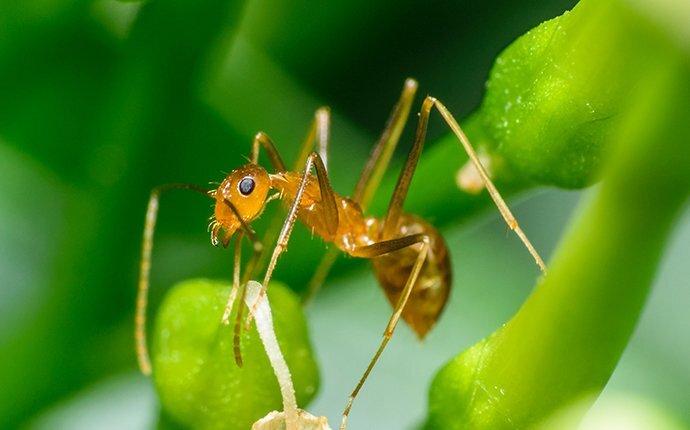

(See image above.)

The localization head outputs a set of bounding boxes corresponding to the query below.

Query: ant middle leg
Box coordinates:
[302,78,419,305]
[383,97,547,272]
[339,233,430,430]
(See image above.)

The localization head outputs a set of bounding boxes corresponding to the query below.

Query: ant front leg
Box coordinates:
[222,232,245,367]
[339,233,430,430]
[216,227,263,368]
[246,151,339,326]
[220,231,244,326]
[219,198,265,326]
[218,198,265,367]
[135,183,210,376]
[231,111,332,361]
[383,97,547,273]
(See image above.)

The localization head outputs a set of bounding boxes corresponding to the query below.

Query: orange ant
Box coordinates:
[134,78,547,428]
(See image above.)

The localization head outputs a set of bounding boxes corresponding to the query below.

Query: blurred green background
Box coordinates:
[1,0,688,428]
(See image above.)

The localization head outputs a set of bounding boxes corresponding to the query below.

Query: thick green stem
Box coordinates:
[426,1,690,427]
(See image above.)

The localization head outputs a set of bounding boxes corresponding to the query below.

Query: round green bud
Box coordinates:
[152,279,319,430]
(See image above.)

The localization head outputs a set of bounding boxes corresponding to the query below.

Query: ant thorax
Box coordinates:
[269,171,379,253]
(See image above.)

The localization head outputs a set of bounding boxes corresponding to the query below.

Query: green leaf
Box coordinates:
[152,279,319,430]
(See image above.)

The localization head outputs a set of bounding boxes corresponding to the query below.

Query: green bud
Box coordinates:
[152,279,319,430]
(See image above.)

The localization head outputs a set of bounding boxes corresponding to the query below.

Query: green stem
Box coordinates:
[426,2,690,426]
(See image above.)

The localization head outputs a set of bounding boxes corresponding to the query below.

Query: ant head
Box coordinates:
[211,163,270,246]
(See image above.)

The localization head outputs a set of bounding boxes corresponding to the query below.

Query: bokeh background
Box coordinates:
[1,0,688,428]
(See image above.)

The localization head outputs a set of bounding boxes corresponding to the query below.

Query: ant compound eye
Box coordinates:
[238,177,256,196]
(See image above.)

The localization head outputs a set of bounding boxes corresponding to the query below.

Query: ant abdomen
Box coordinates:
[372,214,451,338]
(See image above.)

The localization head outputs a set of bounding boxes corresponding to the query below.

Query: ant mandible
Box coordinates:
[134,78,547,429]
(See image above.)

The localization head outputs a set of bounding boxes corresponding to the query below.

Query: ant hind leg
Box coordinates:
[432,99,547,272]
[382,96,547,272]
[339,233,430,429]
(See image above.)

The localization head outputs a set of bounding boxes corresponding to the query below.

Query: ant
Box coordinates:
[134,78,547,429]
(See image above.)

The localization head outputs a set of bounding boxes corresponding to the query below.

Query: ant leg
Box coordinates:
[294,107,331,171]
[215,231,249,367]
[247,152,339,325]
[381,96,435,238]
[339,233,430,430]
[289,109,335,306]
[353,78,418,210]
[136,183,210,376]
[433,99,546,272]
[250,131,287,171]
[221,231,244,325]
[229,225,264,367]
[383,96,547,272]
[254,108,332,282]
[231,233,245,366]
[218,199,266,365]
[303,80,418,306]
[220,227,265,368]
[219,198,265,322]
[250,106,329,175]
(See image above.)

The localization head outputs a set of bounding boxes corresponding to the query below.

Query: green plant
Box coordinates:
[2,0,688,428]
[153,280,318,429]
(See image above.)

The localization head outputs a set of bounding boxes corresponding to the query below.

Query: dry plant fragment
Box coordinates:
[245,281,331,430]
[252,410,332,430]
[456,152,492,195]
